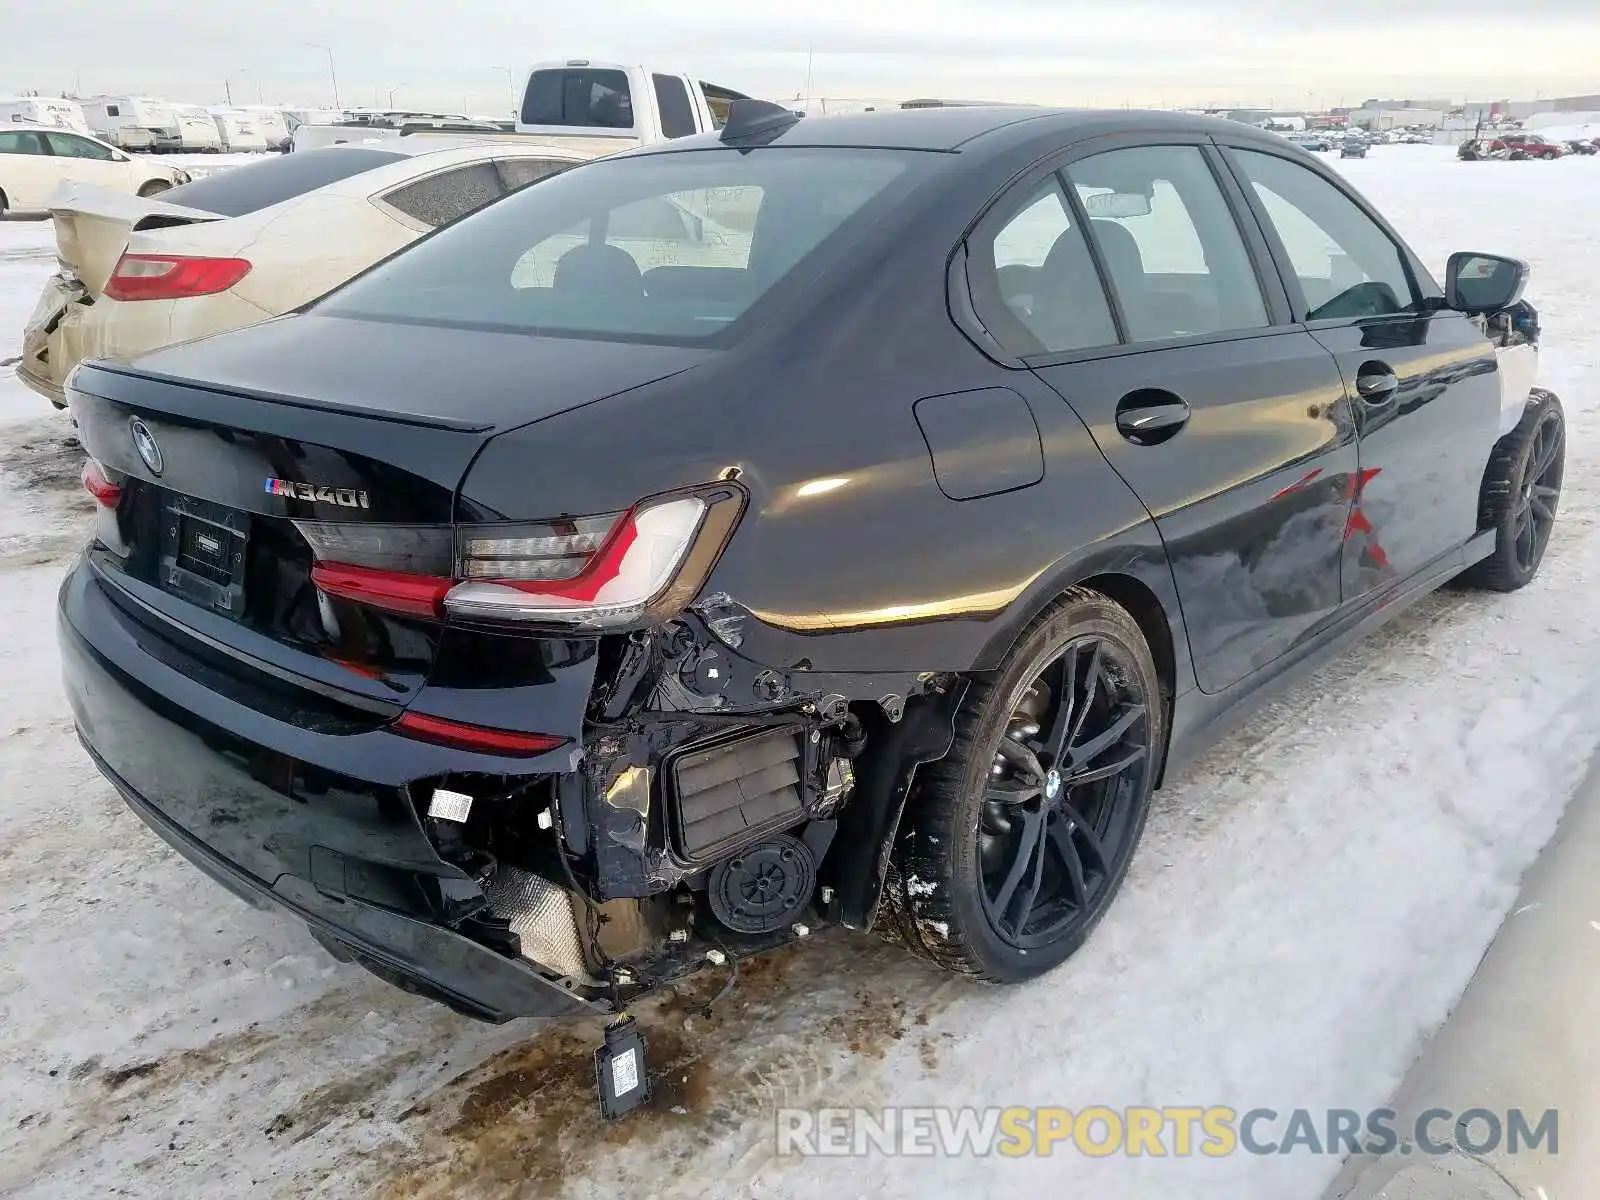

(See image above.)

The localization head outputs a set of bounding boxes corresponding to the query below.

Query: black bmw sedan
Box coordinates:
[60,103,1562,1033]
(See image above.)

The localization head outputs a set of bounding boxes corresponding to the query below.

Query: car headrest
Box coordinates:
[1091,219,1145,279]
[552,243,645,297]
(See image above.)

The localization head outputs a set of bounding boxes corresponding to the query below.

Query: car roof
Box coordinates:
[383,138,592,161]
[634,106,1290,155]
[3,123,107,142]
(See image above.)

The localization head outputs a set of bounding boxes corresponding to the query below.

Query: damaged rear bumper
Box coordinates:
[58,558,600,1023]
[90,743,594,1022]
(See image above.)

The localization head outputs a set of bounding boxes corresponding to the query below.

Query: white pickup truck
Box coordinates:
[291,61,757,155]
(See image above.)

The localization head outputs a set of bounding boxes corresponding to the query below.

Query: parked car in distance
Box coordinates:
[0,125,187,218]
[16,142,589,405]
[1340,136,1369,158]
[1287,133,1332,152]
[58,104,1563,1060]
[1563,139,1597,156]
[1491,133,1563,159]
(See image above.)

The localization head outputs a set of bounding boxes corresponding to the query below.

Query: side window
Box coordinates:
[966,176,1117,356]
[494,157,576,194]
[0,131,46,155]
[106,104,121,117]
[380,163,506,229]
[45,132,115,160]
[652,74,697,139]
[1066,145,1268,342]
[1230,149,1419,322]
[698,82,747,129]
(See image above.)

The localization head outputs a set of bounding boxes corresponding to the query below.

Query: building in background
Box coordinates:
[1348,105,1447,130]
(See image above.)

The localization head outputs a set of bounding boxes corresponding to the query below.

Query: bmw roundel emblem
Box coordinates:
[129,418,163,476]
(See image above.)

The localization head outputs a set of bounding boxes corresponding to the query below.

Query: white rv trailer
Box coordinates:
[281,106,343,128]
[161,103,224,152]
[234,106,291,150]
[208,107,270,152]
[80,96,178,150]
[0,96,91,135]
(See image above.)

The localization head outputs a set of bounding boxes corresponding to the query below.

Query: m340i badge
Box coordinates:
[264,477,371,508]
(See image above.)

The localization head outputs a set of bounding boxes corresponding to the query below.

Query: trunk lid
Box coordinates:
[121,311,710,435]
[48,183,224,297]
[70,363,476,708]
[67,315,709,698]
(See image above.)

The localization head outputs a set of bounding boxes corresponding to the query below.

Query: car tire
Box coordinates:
[883,588,1165,983]
[137,180,172,198]
[1462,389,1564,593]
[0,188,8,219]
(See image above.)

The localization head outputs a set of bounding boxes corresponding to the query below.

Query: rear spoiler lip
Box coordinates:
[73,356,497,434]
[45,182,223,231]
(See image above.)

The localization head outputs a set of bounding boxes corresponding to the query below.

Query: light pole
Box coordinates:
[303,42,340,109]
[226,69,257,107]
[492,66,518,115]
[387,86,404,109]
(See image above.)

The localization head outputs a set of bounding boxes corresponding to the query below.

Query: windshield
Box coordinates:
[316,147,923,344]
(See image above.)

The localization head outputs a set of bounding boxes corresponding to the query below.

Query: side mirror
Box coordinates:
[1445,251,1529,314]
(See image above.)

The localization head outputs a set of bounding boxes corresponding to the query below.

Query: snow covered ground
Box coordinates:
[1,144,1597,1199]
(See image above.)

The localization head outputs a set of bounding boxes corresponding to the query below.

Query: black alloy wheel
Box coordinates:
[886,589,1165,982]
[977,633,1151,951]
[1511,406,1563,575]
[1464,389,1564,592]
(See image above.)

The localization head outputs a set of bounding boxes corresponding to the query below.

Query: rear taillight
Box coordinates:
[296,485,745,631]
[81,459,122,507]
[103,253,252,302]
[393,712,566,756]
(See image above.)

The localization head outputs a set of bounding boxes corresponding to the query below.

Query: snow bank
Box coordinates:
[1524,109,1600,136]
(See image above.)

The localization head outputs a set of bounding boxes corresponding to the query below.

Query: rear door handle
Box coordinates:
[1115,393,1191,446]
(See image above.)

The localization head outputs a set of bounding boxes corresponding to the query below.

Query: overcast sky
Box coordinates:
[5,0,1599,114]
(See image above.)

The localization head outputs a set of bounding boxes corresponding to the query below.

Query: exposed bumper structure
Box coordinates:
[58,558,599,1023]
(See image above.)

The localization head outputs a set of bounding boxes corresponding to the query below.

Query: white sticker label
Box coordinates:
[427,788,473,824]
[610,1047,640,1096]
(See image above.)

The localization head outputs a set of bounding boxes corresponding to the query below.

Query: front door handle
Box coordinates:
[1355,366,1400,404]
[1115,392,1191,446]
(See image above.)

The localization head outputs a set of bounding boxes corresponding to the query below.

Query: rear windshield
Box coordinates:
[521,68,634,129]
[316,147,922,345]
[159,146,408,216]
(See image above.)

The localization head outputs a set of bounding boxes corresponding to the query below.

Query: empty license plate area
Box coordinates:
[159,494,250,617]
